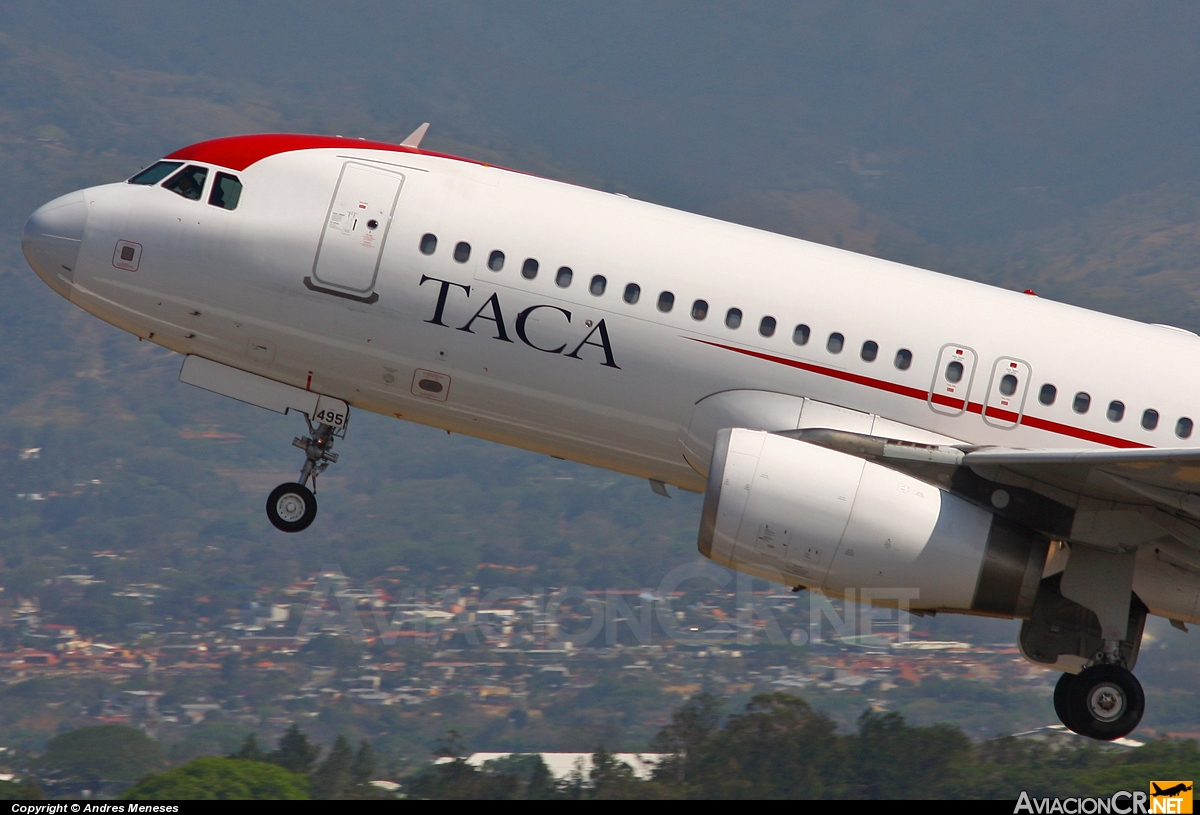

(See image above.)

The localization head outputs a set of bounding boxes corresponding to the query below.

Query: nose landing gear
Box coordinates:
[266,412,347,533]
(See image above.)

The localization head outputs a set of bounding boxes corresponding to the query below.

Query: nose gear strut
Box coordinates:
[266,411,349,533]
[294,415,343,491]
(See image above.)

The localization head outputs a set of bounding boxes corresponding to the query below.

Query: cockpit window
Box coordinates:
[128,161,183,185]
[208,172,242,210]
[163,165,208,201]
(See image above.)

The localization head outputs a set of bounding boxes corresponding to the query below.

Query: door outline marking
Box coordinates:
[307,161,405,303]
[982,356,1033,429]
[928,343,978,416]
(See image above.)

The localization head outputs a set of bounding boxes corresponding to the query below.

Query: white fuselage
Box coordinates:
[57,142,1200,502]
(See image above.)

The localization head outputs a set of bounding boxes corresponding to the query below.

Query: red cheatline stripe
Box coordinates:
[985,406,1020,423]
[687,337,1151,450]
[931,393,966,410]
[1019,414,1148,449]
[686,338,929,400]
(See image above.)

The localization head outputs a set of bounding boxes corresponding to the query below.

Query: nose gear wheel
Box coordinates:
[267,482,317,532]
[265,410,349,533]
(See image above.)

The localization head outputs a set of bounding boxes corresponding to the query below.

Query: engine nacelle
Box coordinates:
[698,428,1049,617]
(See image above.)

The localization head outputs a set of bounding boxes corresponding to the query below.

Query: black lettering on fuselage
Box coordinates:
[419,275,471,326]
[418,280,618,369]
[457,292,513,342]
[516,304,572,354]
[565,318,620,368]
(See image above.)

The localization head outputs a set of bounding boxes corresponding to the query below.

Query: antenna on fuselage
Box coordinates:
[400,122,430,148]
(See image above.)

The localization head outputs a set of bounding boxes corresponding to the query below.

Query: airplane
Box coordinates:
[1152,783,1193,797]
[21,126,1200,742]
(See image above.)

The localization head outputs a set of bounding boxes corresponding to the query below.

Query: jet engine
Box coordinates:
[698,428,1049,616]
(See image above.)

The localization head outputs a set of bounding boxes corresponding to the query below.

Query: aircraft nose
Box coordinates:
[22,190,88,299]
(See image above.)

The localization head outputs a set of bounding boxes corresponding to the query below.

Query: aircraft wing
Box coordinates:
[786,428,1200,533]
[962,446,1200,513]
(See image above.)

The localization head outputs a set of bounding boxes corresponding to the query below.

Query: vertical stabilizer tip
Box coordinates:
[400,122,431,148]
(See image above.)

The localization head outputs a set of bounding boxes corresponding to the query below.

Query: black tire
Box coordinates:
[1053,672,1083,734]
[1066,664,1144,741]
[266,482,317,533]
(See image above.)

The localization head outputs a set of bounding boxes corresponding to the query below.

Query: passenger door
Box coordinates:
[307,162,405,303]
[928,344,977,416]
[982,357,1032,429]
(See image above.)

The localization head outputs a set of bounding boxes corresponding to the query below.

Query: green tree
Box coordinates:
[229,734,267,762]
[847,710,971,799]
[651,693,722,787]
[482,754,557,799]
[526,756,557,800]
[589,746,644,799]
[271,724,319,776]
[39,725,166,787]
[350,740,385,798]
[408,733,522,800]
[651,693,843,798]
[307,734,385,799]
[407,758,522,800]
[122,758,308,800]
[310,735,353,799]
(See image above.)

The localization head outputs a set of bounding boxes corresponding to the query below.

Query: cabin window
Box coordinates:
[759,316,776,337]
[1039,384,1057,406]
[1177,417,1194,439]
[522,258,539,279]
[945,360,964,383]
[1142,409,1159,430]
[827,332,844,354]
[657,291,675,312]
[488,250,505,271]
[163,165,208,201]
[624,283,641,304]
[1107,401,1125,422]
[453,242,471,263]
[590,275,607,296]
[725,308,742,329]
[861,341,878,362]
[1073,392,1091,414]
[128,161,183,185]
[207,172,242,210]
[999,374,1018,397]
[894,348,912,370]
[793,324,810,345]
[555,266,573,288]
[691,299,709,320]
[420,234,438,255]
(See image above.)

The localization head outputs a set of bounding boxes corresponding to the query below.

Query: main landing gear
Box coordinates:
[1020,569,1148,741]
[1054,663,1145,741]
[266,411,348,533]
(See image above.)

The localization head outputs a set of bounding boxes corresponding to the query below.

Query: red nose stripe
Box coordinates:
[166,133,488,172]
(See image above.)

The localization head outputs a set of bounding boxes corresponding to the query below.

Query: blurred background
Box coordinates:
[0,0,1198,793]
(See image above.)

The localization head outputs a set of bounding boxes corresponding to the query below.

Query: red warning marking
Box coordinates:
[306,371,313,390]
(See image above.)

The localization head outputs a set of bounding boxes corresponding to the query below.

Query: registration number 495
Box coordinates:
[311,395,350,429]
[314,408,346,427]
